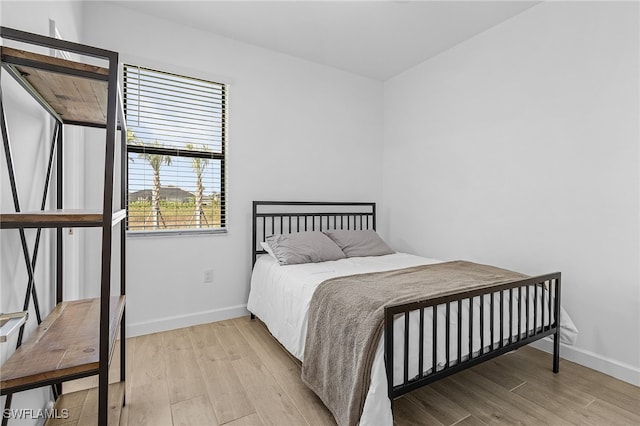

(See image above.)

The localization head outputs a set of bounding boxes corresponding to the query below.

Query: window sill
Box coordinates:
[126,228,227,238]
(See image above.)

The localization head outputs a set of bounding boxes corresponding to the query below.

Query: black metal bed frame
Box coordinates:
[251,201,561,406]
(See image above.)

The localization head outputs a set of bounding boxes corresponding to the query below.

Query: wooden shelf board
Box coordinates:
[1,46,109,76]
[1,46,110,126]
[45,382,124,426]
[0,296,125,394]
[0,209,126,229]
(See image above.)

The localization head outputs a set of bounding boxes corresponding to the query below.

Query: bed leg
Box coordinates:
[553,277,561,373]
[250,313,256,320]
[553,330,560,373]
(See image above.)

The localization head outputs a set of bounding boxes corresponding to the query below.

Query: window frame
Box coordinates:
[123,63,227,236]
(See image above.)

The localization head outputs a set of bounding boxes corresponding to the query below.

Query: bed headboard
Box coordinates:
[252,201,376,266]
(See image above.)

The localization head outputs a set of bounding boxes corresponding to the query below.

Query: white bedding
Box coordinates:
[247,253,578,426]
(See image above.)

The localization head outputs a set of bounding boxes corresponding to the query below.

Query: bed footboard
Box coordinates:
[384,273,561,399]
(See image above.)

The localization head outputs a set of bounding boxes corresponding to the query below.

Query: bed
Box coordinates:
[247,201,578,426]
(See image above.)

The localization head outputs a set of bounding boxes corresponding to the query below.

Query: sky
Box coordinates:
[125,65,224,195]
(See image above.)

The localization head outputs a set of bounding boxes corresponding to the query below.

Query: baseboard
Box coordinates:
[126,304,250,337]
[530,338,640,387]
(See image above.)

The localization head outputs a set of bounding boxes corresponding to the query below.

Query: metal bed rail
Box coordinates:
[384,273,561,399]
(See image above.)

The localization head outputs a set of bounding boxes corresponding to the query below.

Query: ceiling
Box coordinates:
[113,1,539,81]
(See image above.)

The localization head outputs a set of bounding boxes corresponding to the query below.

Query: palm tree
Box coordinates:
[126,128,137,145]
[138,141,171,229]
[186,143,209,228]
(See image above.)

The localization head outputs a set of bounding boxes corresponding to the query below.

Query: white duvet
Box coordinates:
[247,253,578,426]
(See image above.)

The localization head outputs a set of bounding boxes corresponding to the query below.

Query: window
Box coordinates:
[124,64,226,232]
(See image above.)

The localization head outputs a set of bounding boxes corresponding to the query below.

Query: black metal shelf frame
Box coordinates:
[0,26,127,426]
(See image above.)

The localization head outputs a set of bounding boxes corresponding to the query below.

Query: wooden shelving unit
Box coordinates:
[0,27,126,426]
[1,297,125,393]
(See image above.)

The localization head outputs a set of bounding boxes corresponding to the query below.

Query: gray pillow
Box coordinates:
[323,229,394,258]
[265,232,346,265]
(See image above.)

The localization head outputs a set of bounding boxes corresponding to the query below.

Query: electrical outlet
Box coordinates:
[203,269,214,283]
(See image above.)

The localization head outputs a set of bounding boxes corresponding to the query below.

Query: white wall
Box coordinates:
[81,2,384,336]
[1,2,85,423]
[383,2,639,385]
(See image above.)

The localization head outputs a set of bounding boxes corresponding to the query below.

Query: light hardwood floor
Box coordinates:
[64,316,640,426]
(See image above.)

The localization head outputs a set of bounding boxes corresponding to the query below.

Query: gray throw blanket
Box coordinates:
[301,260,526,426]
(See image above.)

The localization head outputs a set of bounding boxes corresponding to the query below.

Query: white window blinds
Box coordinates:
[124,64,226,232]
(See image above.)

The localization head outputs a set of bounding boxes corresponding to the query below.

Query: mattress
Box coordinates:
[247,253,579,425]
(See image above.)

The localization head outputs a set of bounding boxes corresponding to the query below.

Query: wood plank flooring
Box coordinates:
[63,316,640,425]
